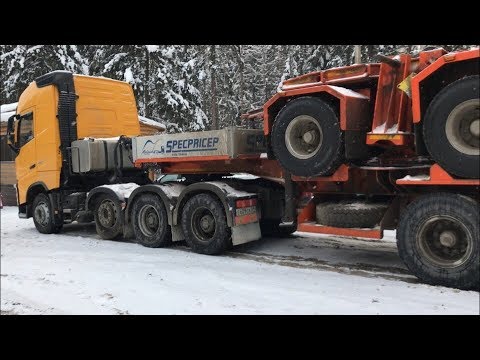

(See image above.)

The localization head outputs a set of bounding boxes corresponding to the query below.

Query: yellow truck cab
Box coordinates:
[7,71,149,233]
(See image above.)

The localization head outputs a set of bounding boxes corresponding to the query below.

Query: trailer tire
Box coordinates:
[181,193,231,255]
[423,75,479,178]
[32,193,62,234]
[132,193,171,248]
[397,193,479,290]
[316,201,388,228]
[271,96,343,177]
[94,194,123,240]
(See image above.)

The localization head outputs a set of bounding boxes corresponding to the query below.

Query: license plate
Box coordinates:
[235,206,258,225]
[236,206,256,217]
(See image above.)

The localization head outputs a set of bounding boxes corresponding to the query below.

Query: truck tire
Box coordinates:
[316,201,388,228]
[132,193,171,248]
[271,97,343,177]
[94,194,123,240]
[32,193,62,234]
[423,76,479,178]
[260,219,297,237]
[181,193,231,255]
[397,193,479,290]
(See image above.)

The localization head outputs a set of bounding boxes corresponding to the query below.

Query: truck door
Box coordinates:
[15,109,37,204]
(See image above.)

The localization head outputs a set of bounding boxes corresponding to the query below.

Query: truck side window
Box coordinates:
[19,112,34,147]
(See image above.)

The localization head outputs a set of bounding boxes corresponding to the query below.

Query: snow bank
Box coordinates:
[329,85,369,99]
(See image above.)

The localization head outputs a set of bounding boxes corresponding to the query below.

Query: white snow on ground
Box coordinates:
[1,207,478,315]
[98,183,139,199]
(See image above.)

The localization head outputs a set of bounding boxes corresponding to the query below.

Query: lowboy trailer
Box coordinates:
[6,47,480,290]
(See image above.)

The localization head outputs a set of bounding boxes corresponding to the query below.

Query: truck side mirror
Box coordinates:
[6,114,20,154]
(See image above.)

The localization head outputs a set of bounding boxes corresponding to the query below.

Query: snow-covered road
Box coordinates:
[1,206,478,314]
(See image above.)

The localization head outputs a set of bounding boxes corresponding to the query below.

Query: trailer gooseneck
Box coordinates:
[7,47,480,290]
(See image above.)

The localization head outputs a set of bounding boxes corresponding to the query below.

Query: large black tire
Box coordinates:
[316,201,388,228]
[423,76,479,178]
[271,96,343,177]
[181,193,231,255]
[397,193,479,290]
[94,194,123,240]
[260,219,297,237]
[132,193,172,248]
[32,193,62,234]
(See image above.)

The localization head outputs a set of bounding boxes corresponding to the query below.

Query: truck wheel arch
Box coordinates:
[125,184,179,226]
[411,55,479,123]
[86,187,125,212]
[172,183,235,228]
[26,182,49,217]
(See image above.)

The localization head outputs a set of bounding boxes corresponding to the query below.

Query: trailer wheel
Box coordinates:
[132,193,171,248]
[397,193,479,290]
[271,97,343,177]
[32,193,62,234]
[316,201,388,228]
[423,76,479,178]
[181,193,231,255]
[94,194,123,240]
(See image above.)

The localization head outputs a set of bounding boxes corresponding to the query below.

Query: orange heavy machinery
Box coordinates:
[7,47,479,290]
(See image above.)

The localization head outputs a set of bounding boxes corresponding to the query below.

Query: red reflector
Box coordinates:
[236,198,257,208]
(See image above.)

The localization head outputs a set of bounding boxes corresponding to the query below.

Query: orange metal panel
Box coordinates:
[396,164,480,186]
[298,222,383,240]
[292,164,349,182]
[411,48,480,123]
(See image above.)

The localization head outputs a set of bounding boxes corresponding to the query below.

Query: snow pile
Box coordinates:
[398,174,431,181]
[138,116,166,130]
[98,183,139,199]
[1,102,18,123]
[329,86,369,99]
[372,123,402,134]
[157,183,186,199]
[227,173,260,180]
[207,181,255,198]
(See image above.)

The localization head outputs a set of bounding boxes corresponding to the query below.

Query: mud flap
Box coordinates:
[231,222,261,246]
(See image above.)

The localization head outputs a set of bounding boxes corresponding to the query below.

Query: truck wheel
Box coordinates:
[132,193,171,248]
[32,193,62,234]
[181,193,231,255]
[316,201,388,228]
[397,193,479,290]
[423,76,479,178]
[94,194,123,240]
[271,96,343,177]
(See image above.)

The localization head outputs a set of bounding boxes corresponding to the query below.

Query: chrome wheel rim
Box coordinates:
[138,204,160,236]
[34,201,50,226]
[191,207,216,242]
[97,199,117,228]
[416,215,473,268]
[445,99,480,156]
[285,115,323,159]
